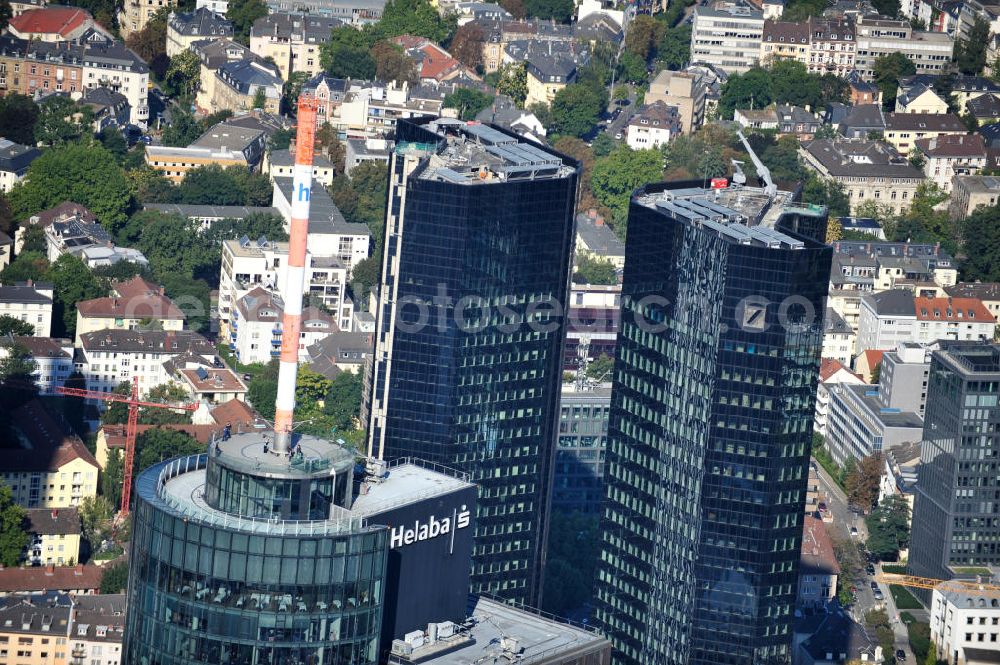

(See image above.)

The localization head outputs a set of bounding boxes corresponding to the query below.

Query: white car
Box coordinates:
[850,526,859,537]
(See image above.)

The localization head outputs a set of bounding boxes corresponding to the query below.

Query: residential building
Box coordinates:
[23,507,81,566]
[828,240,958,294]
[16,202,95,253]
[172,364,247,404]
[70,594,126,665]
[814,357,865,438]
[218,236,353,338]
[853,17,954,79]
[895,82,949,114]
[554,385,610,515]
[119,0,177,37]
[165,7,233,57]
[264,0,385,24]
[879,439,920,522]
[857,289,917,352]
[807,17,856,76]
[575,209,625,269]
[625,101,681,150]
[207,58,281,115]
[393,35,480,85]
[80,36,150,128]
[881,341,932,415]
[837,103,886,138]
[0,595,72,662]
[800,139,925,215]
[0,336,73,391]
[912,296,996,344]
[249,12,341,80]
[145,119,268,182]
[917,134,988,192]
[141,203,280,230]
[453,1,512,25]
[264,147,335,186]
[0,400,99,509]
[644,69,707,134]
[734,104,821,138]
[0,281,53,337]
[883,112,966,153]
[196,0,230,16]
[271,176,371,272]
[795,611,882,665]
[798,515,840,609]
[230,287,337,365]
[305,329,373,379]
[904,74,1000,109]
[930,585,1000,664]
[847,70,881,105]
[76,329,216,394]
[524,49,578,107]
[0,137,40,193]
[910,344,1000,583]
[839,216,886,239]
[192,38,253,114]
[44,216,148,268]
[690,4,765,74]
[946,282,1000,321]
[7,6,94,41]
[75,276,185,345]
[823,307,856,365]
[593,180,831,665]
[343,138,393,175]
[80,86,130,133]
[951,174,1000,220]
[759,19,809,68]
[967,93,1000,124]
[365,118,579,605]
[0,35,87,99]
[855,347,886,382]
[0,566,102,596]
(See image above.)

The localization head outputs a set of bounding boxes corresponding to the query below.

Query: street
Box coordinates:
[812,460,916,665]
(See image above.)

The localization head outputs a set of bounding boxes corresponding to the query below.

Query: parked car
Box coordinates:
[614,132,623,140]
[896,649,906,662]
[874,589,884,601]
[140,135,153,145]
[866,564,876,576]
[243,373,253,381]
[870,581,879,591]
[850,526,859,537]
[818,502,827,513]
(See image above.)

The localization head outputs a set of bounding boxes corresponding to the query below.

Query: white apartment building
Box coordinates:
[76,329,216,394]
[0,337,73,391]
[690,4,764,74]
[853,17,954,80]
[814,357,865,439]
[823,307,856,366]
[70,595,126,665]
[916,134,988,193]
[0,281,53,337]
[912,296,996,344]
[81,37,150,128]
[857,289,918,354]
[218,237,354,338]
[230,287,338,365]
[931,586,1000,665]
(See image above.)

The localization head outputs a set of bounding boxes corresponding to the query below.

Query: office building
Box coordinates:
[852,17,954,80]
[690,4,765,74]
[911,344,1000,584]
[365,118,578,605]
[594,180,831,665]
[554,385,610,515]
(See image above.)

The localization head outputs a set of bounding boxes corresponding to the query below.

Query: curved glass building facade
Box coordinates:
[124,433,388,665]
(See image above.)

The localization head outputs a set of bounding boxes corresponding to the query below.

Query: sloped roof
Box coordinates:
[800,515,840,576]
[915,133,987,158]
[9,7,91,37]
[819,357,863,382]
[914,296,994,323]
[0,565,102,594]
[24,508,81,536]
[865,289,917,316]
[1,401,98,473]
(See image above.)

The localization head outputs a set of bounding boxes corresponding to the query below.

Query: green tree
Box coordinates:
[718,68,774,119]
[865,494,911,561]
[102,449,123,509]
[801,175,851,217]
[281,71,310,116]
[523,0,573,21]
[845,453,883,514]
[956,18,990,75]
[34,96,92,146]
[372,40,419,86]
[0,315,36,336]
[100,561,129,594]
[586,353,614,381]
[319,27,376,80]
[0,482,27,567]
[226,0,268,43]
[162,109,203,147]
[449,22,485,70]
[872,0,900,16]
[252,86,267,110]
[99,126,129,160]
[591,147,664,234]
[961,203,1000,281]
[873,52,917,109]
[656,24,692,71]
[79,495,114,547]
[125,8,171,79]
[574,255,618,285]
[591,132,615,157]
[135,428,205,475]
[248,361,279,420]
[0,94,39,145]
[367,0,455,42]
[443,87,495,120]
[163,50,201,98]
[0,251,49,284]
[782,0,827,20]
[617,51,649,84]
[495,62,528,108]
[9,143,131,233]
[324,371,363,431]
[770,60,822,109]
[549,83,606,138]
[46,254,105,337]
[625,15,665,61]
[0,0,10,33]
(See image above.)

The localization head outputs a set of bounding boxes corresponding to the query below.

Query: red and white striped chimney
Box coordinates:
[273,94,318,454]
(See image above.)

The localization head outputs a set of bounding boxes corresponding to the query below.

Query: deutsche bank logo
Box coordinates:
[297,183,311,202]
[390,505,472,549]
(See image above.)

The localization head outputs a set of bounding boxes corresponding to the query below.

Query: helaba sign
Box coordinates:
[390,505,471,550]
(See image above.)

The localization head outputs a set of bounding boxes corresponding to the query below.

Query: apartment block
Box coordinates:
[0,281,53,337]
[249,12,341,80]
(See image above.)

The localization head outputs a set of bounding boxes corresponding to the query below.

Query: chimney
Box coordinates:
[74,564,83,575]
[50,509,57,519]
[45,565,54,576]
[595,216,604,227]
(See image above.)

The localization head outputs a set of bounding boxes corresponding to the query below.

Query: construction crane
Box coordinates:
[875,572,1000,599]
[54,376,198,516]
[735,130,777,199]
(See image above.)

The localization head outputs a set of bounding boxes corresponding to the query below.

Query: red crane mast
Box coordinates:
[54,376,198,515]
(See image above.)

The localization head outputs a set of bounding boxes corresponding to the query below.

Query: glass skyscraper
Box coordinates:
[910,343,1000,584]
[365,118,579,605]
[594,182,831,665]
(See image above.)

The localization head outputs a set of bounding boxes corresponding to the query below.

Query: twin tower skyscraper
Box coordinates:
[365,118,832,665]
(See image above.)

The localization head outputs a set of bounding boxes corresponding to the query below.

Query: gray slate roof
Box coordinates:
[865,288,916,317]
[169,7,233,37]
[0,138,40,173]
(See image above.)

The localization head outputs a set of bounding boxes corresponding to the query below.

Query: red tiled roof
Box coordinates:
[209,398,258,427]
[9,7,91,37]
[914,296,995,323]
[800,515,840,576]
[30,201,96,228]
[0,400,98,472]
[819,358,862,382]
[100,424,218,450]
[77,277,184,320]
[862,349,886,368]
[417,43,462,81]
[0,564,102,594]
[915,133,987,158]
[179,368,247,393]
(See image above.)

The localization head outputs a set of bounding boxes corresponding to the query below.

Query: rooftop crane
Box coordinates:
[54,376,198,516]
[736,130,777,199]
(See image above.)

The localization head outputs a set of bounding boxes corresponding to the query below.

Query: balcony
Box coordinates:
[270,349,280,357]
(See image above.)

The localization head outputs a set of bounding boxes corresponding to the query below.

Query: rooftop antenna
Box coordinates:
[273,92,318,455]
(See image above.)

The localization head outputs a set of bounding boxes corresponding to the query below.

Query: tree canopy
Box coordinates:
[573,255,618,285]
[443,88,495,120]
[549,82,607,138]
[873,53,917,109]
[865,494,911,561]
[0,315,36,337]
[226,0,268,43]
[0,95,38,146]
[960,202,1000,281]
[956,18,990,75]
[591,147,664,235]
[320,27,377,80]
[845,453,883,514]
[0,482,27,568]
[523,0,573,21]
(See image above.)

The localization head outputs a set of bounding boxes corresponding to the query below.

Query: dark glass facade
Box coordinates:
[554,387,610,515]
[366,118,579,605]
[910,344,1000,584]
[594,183,831,665]
[124,447,388,665]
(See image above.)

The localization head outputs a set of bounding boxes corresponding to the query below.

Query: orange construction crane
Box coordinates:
[55,376,198,516]
[876,572,1000,598]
